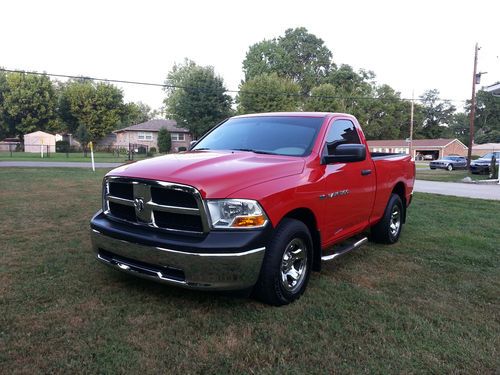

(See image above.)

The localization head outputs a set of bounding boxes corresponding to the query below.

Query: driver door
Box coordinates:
[322,118,376,244]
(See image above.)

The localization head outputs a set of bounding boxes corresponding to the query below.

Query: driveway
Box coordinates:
[414,180,499,201]
[0,161,122,168]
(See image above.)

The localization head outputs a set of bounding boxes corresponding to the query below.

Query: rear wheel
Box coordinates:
[254,218,312,306]
[447,164,453,171]
[371,194,403,244]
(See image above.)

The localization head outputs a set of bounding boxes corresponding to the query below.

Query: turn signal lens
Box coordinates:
[231,215,267,228]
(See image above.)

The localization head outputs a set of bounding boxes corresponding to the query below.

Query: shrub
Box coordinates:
[149,147,157,153]
[471,155,481,160]
[158,128,171,153]
[178,146,187,152]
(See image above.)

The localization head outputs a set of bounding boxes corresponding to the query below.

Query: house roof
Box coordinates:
[23,131,55,138]
[367,139,466,149]
[472,143,500,150]
[484,82,500,96]
[114,119,189,133]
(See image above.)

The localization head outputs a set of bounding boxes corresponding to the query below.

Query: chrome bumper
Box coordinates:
[91,229,266,291]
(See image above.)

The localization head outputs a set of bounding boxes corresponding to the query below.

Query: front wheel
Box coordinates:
[371,194,404,244]
[447,164,453,171]
[254,218,312,306]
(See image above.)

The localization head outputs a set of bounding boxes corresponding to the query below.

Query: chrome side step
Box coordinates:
[321,237,368,261]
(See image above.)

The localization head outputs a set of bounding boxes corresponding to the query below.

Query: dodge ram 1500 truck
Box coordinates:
[90,112,415,305]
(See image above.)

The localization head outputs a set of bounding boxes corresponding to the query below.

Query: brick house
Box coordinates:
[367,139,468,160]
[114,119,192,152]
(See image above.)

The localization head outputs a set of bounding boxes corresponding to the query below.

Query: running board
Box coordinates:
[321,237,368,261]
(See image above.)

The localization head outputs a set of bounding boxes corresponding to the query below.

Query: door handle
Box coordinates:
[361,169,372,176]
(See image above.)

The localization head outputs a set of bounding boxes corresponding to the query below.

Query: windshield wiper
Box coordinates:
[231,148,278,155]
[193,148,211,151]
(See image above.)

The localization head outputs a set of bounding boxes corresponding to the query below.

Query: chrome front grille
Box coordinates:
[103,177,209,234]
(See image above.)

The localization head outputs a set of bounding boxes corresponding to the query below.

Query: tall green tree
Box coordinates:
[237,73,301,114]
[417,89,455,139]
[470,89,500,143]
[1,72,58,138]
[243,27,334,94]
[445,112,470,145]
[164,59,232,139]
[0,70,8,139]
[360,85,413,140]
[121,101,155,126]
[58,80,124,141]
[157,128,171,153]
[304,83,343,112]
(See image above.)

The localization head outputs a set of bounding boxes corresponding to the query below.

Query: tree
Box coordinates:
[0,70,8,139]
[1,72,58,138]
[417,89,455,139]
[121,102,155,127]
[243,27,333,94]
[164,59,232,139]
[445,112,470,145]
[237,73,301,114]
[360,84,413,140]
[75,123,90,156]
[304,83,343,112]
[470,90,500,143]
[157,128,171,153]
[58,80,124,141]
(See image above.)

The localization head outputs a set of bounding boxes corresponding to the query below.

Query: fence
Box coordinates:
[0,143,155,161]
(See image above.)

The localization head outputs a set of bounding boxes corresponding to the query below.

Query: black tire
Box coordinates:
[253,218,313,306]
[447,164,453,171]
[371,194,404,244]
[430,167,436,170]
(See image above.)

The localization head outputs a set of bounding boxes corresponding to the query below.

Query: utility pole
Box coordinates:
[409,91,414,159]
[467,43,479,169]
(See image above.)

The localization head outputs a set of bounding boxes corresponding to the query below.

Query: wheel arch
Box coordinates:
[280,208,322,272]
[391,181,407,223]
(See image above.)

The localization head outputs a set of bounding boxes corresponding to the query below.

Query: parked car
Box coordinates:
[470,152,500,174]
[90,112,415,305]
[429,156,467,171]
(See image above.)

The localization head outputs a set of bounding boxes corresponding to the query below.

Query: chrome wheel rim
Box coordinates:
[280,238,308,293]
[389,205,401,237]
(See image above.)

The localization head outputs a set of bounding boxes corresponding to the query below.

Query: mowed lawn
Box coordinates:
[1,168,499,374]
[416,168,491,182]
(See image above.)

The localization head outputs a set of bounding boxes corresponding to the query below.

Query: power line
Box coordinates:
[0,67,467,104]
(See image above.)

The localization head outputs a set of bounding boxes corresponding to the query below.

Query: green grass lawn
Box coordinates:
[416,168,491,182]
[1,168,498,373]
[0,151,149,163]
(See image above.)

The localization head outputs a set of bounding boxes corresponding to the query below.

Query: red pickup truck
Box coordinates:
[91,112,415,305]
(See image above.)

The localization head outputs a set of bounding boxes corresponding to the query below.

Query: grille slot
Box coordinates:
[154,211,203,232]
[104,178,208,235]
[109,202,136,222]
[109,181,134,200]
[151,186,198,208]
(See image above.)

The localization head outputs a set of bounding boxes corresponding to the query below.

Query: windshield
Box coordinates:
[192,116,325,157]
[481,152,500,159]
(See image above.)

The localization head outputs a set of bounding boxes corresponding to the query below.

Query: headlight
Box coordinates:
[206,199,268,229]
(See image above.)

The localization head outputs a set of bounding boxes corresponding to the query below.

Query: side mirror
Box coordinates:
[322,144,366,164]
[189,140,198,151]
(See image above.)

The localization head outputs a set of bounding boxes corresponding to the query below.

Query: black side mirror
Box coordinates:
[322,144,366,164]
[189,140,198,151]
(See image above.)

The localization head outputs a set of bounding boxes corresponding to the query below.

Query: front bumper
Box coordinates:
[470,164,490,174]
[90,211,270,291]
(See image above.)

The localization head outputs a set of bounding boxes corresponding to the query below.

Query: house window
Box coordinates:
[171,133,185,141]
[138,132,153,141]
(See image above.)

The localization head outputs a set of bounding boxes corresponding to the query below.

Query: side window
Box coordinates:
[324,119,361,154]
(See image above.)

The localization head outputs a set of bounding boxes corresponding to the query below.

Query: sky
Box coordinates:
[1,0,499,112]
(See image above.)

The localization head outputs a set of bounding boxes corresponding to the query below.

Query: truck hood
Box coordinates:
[108,150,305,198]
